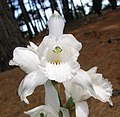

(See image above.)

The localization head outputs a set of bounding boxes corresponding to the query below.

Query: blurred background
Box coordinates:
[2,0,120,37]
[0,0,120,117]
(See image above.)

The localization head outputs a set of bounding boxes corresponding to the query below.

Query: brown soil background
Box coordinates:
[0,9,120,117]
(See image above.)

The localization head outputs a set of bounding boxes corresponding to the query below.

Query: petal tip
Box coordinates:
[53,10,59,15]
[23,98,30,105]
[109,99,113,106]
[9,60,17,66]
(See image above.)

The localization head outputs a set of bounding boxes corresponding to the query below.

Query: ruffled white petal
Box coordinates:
[71,69,98,99]
[41,61,79,82]
[44,81,60,112]
[60,107,70,117]
[44,62,73,82]
[91,74,113,105]
[9,47,40,74]
[87,67,113,105]
[18,70,48,104]
[87,67,97,74]
[75,101,89,117]
[24,105,59,117]
[48,11,65,38]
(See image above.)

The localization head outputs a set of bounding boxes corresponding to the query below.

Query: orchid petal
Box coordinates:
[69,47,80,62]
[62,34,82,51]
[63,81,90,102]
[37,36,56,59]
[64,90,71,101]
[44,81,60,112]
[9,47,40,74]
[87,67,113,105]
[24,105,44,116]
[91,74,113,105]
[60,107,70,117]
[43,62,78,82]
[63,81,72,98]
[87,67,97,74]
[71,69,98,99]
[48,11,65,38]
[27,41,38,54]
[75,101,89,117]
[64,80,81,102]
[18,70,48,104]
[45,62,72,82]
[56,40,80,62]
[64,81,82,102]
[24,105,59,117]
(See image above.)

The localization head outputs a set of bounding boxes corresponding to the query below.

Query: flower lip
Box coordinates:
[53,45,62,53]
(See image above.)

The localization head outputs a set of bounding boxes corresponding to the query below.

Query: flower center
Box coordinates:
[53,46,62,53]
[49,45,62,64]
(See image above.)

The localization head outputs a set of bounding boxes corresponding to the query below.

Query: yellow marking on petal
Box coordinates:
[54,60,60,64]
[53,46,62,53]
[51,60,60,64]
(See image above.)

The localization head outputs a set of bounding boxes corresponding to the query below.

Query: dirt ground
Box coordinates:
[0,9,120,117]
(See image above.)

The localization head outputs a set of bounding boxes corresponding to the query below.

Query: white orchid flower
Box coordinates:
[25,105,70,117]
[9,11,113,117]
[24,105,59,117]
[25,81,70,117]
[9,11,82,104]
[63,67,113,117]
